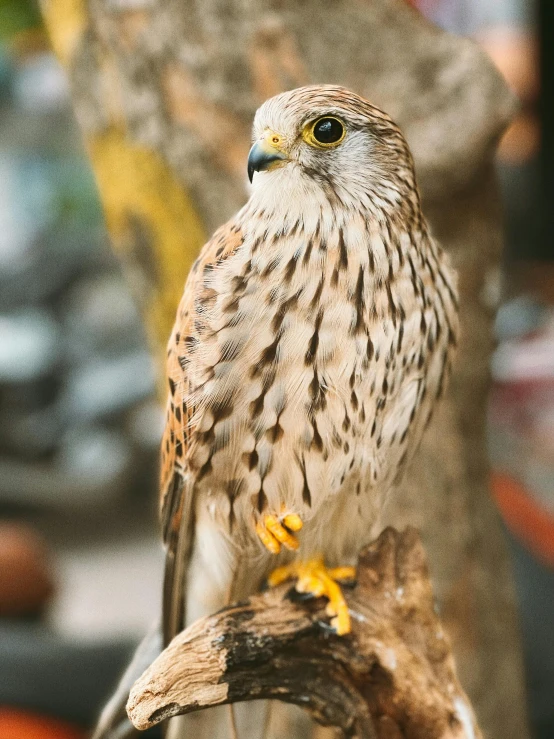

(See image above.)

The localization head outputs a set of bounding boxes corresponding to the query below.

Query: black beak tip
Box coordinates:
[247,141,286,184]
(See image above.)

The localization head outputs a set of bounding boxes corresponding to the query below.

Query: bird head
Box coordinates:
[248,85,418,215]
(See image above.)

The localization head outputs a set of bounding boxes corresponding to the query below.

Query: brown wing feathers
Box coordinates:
[160,221,244,642]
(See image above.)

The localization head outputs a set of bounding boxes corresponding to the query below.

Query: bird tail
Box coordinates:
[91,619,162,739]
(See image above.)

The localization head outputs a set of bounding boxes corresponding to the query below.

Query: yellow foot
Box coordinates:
[255,511,303,554]
[268,557,356,635]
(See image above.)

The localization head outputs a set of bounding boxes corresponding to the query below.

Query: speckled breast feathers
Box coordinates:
[160,85,458,637]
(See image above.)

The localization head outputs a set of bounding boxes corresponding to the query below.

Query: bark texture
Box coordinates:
[39,1,528,737]
[128,528,482,739]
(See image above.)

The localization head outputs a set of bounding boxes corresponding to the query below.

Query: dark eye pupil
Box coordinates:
[313,118,343,144]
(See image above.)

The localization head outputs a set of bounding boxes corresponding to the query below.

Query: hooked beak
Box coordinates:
[247,131,288,183]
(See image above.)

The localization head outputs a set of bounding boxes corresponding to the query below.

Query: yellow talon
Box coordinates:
[255,521,281,554]
[318,573,351,635]
[266,557,355,636]
[256,511,303,554]
[265,515,300,550]
[267,563,296,587]
[297,573,326,598]
[282,513,303,532]
[328,565,356,583]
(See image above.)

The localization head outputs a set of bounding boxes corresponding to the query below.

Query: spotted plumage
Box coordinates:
[160,85,458,656]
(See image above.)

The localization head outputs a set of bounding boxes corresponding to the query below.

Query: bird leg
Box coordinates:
[255,512,355,634]
[267,557,356,635]
[255,511,303,554]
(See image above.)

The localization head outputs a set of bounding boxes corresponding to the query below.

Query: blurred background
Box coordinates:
[0,0,551,738]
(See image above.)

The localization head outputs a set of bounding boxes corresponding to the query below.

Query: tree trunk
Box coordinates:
[39,0,528,737]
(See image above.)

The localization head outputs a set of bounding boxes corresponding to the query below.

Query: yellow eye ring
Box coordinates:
[302,116,346,148]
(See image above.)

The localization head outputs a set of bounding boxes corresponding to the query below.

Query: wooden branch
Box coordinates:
[127,528,481,739]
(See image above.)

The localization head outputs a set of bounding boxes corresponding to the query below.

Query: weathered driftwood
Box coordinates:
[127,528,481,739]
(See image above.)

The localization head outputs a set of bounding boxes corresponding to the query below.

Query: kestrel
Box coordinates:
[95,84,459,739]
[161,83,458,644]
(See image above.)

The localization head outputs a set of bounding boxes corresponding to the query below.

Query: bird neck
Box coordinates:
[244,162,422,238]
[241,169,425,258]
[237,182,431,289]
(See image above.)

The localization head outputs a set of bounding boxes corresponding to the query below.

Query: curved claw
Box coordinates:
[265,515,300,550]
[266,557,355,635]
[298,563,351,635]
[328,566,357,583]
[255,521,281,554]
[282,513,303,532]
[256,511,303,554]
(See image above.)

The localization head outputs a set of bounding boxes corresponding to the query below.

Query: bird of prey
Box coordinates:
[161,84,458,644]
[94,84,459,739]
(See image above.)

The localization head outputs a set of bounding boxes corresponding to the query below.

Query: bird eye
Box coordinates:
[304,116,345,148]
